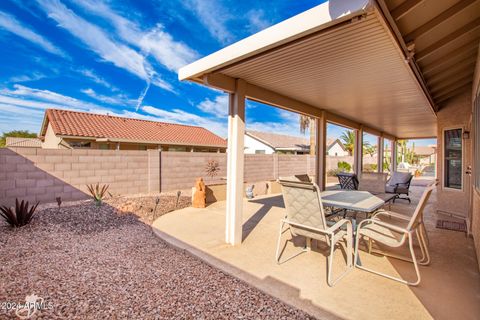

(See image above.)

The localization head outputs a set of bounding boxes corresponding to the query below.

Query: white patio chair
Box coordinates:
[354,184,435,286]
[276,180,353,287]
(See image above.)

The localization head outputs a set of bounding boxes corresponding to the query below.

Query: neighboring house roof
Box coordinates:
[246,131,309,151]
[40,109,227,148]
[412,146,436,156]
[5,137,42,148]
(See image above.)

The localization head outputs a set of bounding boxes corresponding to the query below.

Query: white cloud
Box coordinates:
[9,72,46,83]
[184,0,233,44]
[81,88,136,106]
[76,68,118,91]
[140,25,198,71]
[36,0,172,91]
[72,0,198,72]
[197,95,229,117]
[0,11,66,57]
[0,84,102,111]
[246,9,271,33]
[142,105,228,137]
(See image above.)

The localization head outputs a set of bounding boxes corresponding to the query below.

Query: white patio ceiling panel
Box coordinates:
[218,11,436,138]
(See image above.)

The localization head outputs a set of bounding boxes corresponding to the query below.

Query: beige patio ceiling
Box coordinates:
[179,0,438,139]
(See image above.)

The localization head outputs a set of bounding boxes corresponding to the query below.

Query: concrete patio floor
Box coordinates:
[152,186,480,320]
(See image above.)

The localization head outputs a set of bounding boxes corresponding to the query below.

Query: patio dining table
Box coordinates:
[320,190,388,265]
[320,190,386,215]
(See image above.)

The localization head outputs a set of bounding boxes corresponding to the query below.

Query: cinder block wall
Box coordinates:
[1,148,317,206]
[0,148,154,207]
[160,152,227,192]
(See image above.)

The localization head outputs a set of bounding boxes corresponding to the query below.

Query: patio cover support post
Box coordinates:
[225,79,246,245]
[315,113,327,191]
[354,127,363,176]
[392,139,397,172]
[378,136,384,173]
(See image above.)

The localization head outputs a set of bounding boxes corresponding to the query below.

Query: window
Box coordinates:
[255,150,265,154]
[444,128,462,189]
[99,144,109,150]
[475,94,480,191]
[69,141,91,148]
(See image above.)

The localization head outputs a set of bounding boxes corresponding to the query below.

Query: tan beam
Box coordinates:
[427,63,474,87]
[202,73,236,93]
[363,126,382,137]
[421,41,479,73]
[435,84,472,103]
[416,18,480,62]
[391,0,425,21]
[404,0,476,42]
[431,74,474,95]
[325,112,360,130]
[245,83,324,118]
[423,52,478,77]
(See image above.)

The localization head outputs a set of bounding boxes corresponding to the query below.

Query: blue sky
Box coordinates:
[0,0,328,138]
[0,0,435,147]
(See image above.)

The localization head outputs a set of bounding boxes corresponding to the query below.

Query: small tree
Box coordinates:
[0,130,37,147]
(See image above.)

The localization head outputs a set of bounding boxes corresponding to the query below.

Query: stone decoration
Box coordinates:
[192,178,206,208]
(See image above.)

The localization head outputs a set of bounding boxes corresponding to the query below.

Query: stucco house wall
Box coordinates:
[327,141,348,156]
[244,134,275,154]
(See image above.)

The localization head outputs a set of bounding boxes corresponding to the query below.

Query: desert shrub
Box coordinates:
[337,161,351,172]
[0,199,39,227]
[86,183,111,206]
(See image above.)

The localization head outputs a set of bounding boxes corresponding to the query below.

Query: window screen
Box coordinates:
[444,128,462,189]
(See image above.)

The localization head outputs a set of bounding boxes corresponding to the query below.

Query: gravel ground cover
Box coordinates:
[0,197,313,319]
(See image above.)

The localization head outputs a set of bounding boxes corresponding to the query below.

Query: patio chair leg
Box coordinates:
[275,221,285,263]
[327,235,353,287]
[354,233,422,286]
[421,222,430,247]
[275,221,309,265]
[417,225,431,265]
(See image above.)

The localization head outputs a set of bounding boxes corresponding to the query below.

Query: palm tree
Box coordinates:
[340,130,355,155]
[364,144,376,157]
[299,115,315,155]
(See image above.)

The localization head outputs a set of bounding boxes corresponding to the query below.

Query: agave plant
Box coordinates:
[86,183,111,206]
[0,199,39,227]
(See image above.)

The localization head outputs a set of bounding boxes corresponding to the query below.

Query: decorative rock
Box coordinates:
[192,178,206,208]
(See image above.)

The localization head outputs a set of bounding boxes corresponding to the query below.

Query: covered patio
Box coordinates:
[167,0,480,318]
[152,187,480,319]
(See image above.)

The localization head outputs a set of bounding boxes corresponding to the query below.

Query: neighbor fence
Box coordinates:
[0,147,364,206]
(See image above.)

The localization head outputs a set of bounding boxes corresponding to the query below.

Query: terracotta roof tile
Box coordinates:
[43,109,227,147]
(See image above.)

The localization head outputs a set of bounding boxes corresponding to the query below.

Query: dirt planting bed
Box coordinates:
[0,197,312,319]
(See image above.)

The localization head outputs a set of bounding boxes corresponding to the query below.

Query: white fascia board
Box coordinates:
[178,0,372,81]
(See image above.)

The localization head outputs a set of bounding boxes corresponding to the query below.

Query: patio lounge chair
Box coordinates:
[337,172,359,190]
[385,171,413,203]
[276,180,353,286]
[354,184,435,286]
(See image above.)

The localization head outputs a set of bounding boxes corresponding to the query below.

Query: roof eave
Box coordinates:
[179,0,372,81]
[57,135,227,148]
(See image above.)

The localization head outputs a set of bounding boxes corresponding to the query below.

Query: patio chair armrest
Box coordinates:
[372,210,410,221]
[357,218,408,234]
[281,219,331,236]
[326,219,352,234]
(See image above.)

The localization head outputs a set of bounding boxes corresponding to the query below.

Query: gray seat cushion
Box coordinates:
[386,172,412,194]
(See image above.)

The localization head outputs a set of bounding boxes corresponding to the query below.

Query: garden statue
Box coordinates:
[193,178,206,208]
[245,185,254,199]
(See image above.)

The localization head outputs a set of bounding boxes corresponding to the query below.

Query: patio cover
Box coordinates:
[179,0,438,138]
